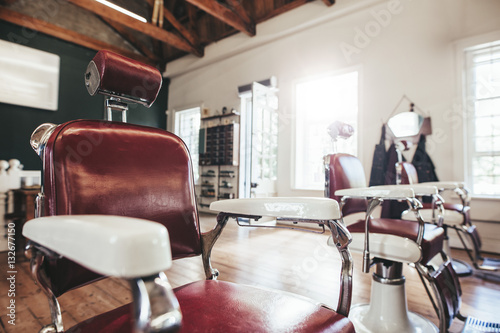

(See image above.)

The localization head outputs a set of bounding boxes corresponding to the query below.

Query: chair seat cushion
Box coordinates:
[401,203,469,227]
[67,280,354,333]
[348,218,444,264]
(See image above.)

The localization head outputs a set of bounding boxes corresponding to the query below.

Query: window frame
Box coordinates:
[170,105,202,183]
[460,34,500,198]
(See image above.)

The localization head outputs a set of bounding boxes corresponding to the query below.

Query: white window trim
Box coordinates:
[167,104,203,183]
[454,30,500,199]
[290,65,363,193]
[166,103,205,132]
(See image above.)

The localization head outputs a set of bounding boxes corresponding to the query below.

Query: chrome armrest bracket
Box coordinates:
[407,197,425,246]
[25,244,64,333]
[200,213,229,280]
[326,219,353,317]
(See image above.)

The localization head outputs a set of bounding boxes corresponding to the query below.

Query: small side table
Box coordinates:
[4,187,40,255]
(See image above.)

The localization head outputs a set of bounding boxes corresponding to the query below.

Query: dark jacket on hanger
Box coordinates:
[380,143,408,218]
[369,126,387,187]
[412,135,439,183]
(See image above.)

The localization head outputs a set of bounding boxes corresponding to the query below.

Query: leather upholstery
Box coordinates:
[348,218,444,264]
[66,280,355,333]
[42,120,202,295]
[325,154,367,216]
[91,50,162,105]
[66,304,132,333]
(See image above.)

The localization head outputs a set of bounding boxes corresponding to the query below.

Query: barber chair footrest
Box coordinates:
[480,257,500,271]
[452,259,473,277]
[462,316,500,333]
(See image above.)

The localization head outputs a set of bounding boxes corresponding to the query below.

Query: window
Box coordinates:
[464,41,500,196]
[174,107,201,182]
[294,71,358,190]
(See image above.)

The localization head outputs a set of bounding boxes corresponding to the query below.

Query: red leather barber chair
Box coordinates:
[397,144,500,277]
[22,51,356,333]
[324,122,465,332]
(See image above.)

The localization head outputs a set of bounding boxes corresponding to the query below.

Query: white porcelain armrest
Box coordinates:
[335,186,414,199]
[23,215,172,279]
[373,184,438,196]
[210,197,341,220]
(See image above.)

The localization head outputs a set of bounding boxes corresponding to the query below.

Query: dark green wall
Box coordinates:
[0,21,169,170]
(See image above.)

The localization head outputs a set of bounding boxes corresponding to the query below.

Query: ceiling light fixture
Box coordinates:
[95,0,147,23]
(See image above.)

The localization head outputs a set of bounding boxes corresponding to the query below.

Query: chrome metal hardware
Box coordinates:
[30,123,57,157]
[201,213,228,280]
[105,97,129,122]
[326,220,353,317]
[373,261,405,285]
[84,60,100,96]
[407,197,425,246]
[30,249,64,333]
[35,192,44,219]
[131,272,182,333]
[363,198,383,273]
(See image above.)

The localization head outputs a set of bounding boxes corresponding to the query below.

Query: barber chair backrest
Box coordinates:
[325,153,367,216]
[399,161,419,185]
[41,119,202,296]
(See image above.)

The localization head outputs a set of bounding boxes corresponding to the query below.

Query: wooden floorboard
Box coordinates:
[0,213,499,332]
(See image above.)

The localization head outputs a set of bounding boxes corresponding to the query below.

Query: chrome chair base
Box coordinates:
[349,277,438,333]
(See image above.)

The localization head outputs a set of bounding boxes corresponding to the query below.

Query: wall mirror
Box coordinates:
[387,111,424,138]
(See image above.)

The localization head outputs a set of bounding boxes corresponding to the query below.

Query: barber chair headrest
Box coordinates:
[84,50,162,107]
[328,121,354,141]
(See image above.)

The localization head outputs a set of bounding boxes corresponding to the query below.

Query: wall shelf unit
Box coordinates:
[197,112,240,212]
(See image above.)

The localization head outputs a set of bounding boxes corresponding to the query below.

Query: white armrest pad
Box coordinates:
[420,181,460,190]
[23,215,172,279]
[373,184,438,196]
[335,186,414,199]
[210,197,341,220]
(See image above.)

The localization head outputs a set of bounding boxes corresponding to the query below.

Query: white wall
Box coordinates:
[166,0,500,250]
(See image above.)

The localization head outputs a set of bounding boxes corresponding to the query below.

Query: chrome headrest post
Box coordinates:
[105,97,128,122]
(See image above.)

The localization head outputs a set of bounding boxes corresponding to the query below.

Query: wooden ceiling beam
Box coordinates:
[161,5,200,47]
[0,8,155,65]
[322,0,335,6]
[100,17,160,62]
[187,4,198,32]
[185,0,255,37]
[65,0,203,57]
[144,0,200,52]
[259,0,309,22]
[225,0,254,32]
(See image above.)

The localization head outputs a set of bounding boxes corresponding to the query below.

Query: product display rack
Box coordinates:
[197,112,239,212]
